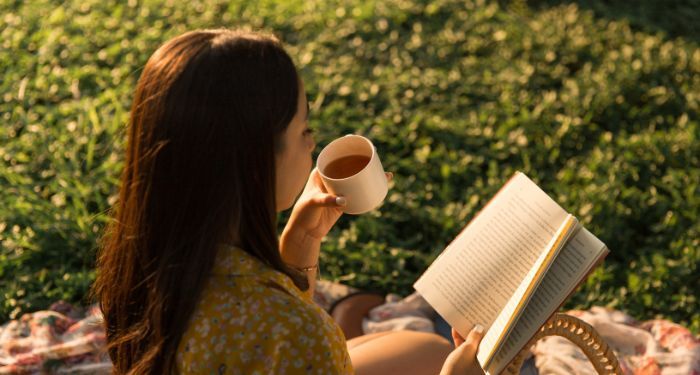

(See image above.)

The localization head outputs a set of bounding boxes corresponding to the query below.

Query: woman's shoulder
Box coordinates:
[200,271,339,339]
[205,245,326,324]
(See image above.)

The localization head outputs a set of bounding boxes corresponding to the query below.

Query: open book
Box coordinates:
[414,172,609,375]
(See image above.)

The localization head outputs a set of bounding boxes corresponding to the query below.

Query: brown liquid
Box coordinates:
[323,155,371,179]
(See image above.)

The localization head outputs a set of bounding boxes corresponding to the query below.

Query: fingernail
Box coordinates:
[474,324,484,334]
[335,197,347,206]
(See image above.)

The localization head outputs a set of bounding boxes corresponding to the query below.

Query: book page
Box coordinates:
[485,227,608,374]
[414,172,569,341]
[476,215,577,369]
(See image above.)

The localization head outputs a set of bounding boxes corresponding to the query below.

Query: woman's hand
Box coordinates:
[279,168,348,272]
[440,325,486,375]
[283,168,345,241]
[283,168,393,241]
[280,168,392,296]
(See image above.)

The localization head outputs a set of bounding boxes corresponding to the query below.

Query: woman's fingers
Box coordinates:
[308,193,346,208]
[452,324,484,349]
[451,328,465,347]
[306,167,330,194]
[440,325,486,375]
[306,168,322,187]
[452,325,485,372]
[303,170,393,208]
[464,324,484,347]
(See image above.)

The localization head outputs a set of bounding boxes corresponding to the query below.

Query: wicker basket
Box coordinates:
[503,313,623,375]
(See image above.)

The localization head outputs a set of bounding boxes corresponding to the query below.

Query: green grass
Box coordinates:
[1,0,698,333]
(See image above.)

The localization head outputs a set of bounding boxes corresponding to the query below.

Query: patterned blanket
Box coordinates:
[533,307,700,374]
[1,282,698,374]
[0,302,109,374]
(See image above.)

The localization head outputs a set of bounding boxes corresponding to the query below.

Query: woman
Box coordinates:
[93,28,484,374]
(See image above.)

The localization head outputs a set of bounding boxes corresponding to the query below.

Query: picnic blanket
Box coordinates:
[1,281,698,374]
[360,291,700,375]
[533,307,700,375]
[0,302,110,374]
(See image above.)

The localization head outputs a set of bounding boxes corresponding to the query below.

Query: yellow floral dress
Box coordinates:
[176,245,353,374]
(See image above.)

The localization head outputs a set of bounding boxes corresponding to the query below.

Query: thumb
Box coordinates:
[464,324,485,347]
[441,325,486,375]
[453,325,484,358]
[451,324,484,348]
[309,193,346,208]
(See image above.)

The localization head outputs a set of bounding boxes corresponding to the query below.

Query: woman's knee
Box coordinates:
[330,293,385,339]
[400,331,452,355]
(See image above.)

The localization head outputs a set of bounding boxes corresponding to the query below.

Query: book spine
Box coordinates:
[497,247,610,374]
[481,214,578,369]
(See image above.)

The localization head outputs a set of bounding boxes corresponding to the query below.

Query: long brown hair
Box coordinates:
[92,29,307,374]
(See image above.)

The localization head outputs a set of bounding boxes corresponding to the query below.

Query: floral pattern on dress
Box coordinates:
[176,245,353,374]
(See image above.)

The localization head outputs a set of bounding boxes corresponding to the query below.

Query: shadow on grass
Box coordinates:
[506,0,700,43]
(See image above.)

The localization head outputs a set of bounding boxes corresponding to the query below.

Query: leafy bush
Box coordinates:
[1,0,698,332]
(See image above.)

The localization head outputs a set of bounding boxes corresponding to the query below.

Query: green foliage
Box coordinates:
[1,0,698,333]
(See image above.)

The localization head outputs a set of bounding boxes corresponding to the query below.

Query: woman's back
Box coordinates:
[176,245,352,374]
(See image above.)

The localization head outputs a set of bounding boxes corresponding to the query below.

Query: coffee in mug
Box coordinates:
[322,155,371,179]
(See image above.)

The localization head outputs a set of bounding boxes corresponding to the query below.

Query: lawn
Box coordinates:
[1,0,698,332]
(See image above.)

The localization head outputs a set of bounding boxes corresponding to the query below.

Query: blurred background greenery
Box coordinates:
[1,0,698,333]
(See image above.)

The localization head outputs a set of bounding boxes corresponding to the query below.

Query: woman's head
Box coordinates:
[93,29,313,374]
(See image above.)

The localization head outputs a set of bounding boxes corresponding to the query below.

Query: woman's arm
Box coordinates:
[280,169,344,297]
[281,169,392,298]
[279,228,323,297]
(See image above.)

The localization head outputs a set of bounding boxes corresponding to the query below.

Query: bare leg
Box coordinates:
[330,293,452,374]
[346,331,392,350]
[347,330,452,375]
